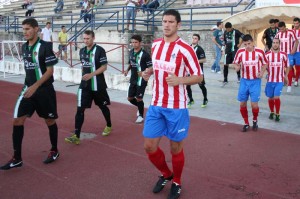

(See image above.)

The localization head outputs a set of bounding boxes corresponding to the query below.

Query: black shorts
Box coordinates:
[127,83,147,99]
[224,51,237,65]
[14,84,58,119]
[77,88,111,108]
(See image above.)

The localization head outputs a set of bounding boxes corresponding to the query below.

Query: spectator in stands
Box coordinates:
[79,0,84,7]
[141,0,150,13]
[41,22,53,47]
[84,2,94,22]
[261,19,278,52]
[25,2,34,17]
[54,0,64,13]
[211,21,223,73]
[58,25,68,61]
[81,0,89,17]
[22,0,30,9]
[146,0,159,14]
[97,0,105,6]
[125,0,139,30]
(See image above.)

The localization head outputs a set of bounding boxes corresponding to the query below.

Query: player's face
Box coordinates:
[293,21,300,29]
[192,36,199,45]
[270,22,275,29]
[130,39,141,50]
[23,24,38,41]
[243,40,254,51]
[225,27,232,32]
[272,39,280,51]
[278,26,286,32]
[162,15,181,38]
[83,34,95,48]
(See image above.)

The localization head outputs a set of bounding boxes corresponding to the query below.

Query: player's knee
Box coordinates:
[45,119,56,126]
[76,107,85,115]
[127,97,133,102]
[144,142,157,153]
[13,117,26,126]
[136,98,143,102]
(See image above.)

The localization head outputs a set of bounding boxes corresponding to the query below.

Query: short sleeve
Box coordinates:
[197,47,206,59]
[44,42,58,67]
[98,46,108,66]
[144,52,152,68]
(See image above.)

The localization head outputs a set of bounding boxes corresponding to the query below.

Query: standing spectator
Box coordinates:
[233,34,267,132]
[124,35,152,123]
[0,18,59,170]
[275,21,298,93]
[80,0,89,17]
[261,19,279,52]
[22,0,30,9]
[65,30,112,145]
[125,0,139,30]
[141,9,202,199]
[54,0,64,13]
[211,21,223,73]
[222,22,244,86]
[187,33,208,108]
[58,25,68,61]
[25,2,34,17]
[265,38,288,122]
[292,17,300,87]
[41,22,53,44]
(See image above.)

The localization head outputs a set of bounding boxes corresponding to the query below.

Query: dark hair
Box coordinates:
[273,37,280,43]
[46,22,51,25]
[225,22,232,28]
[269,19,275,24]
[131,34,142,42]
[278,21,286,28]
[293,17,300,23]
[242,34,253,42]
[193,33,200,40]
[274,19,279,23]
[22,18,38,28]
[162,9,181,23]
[61,25,65,29]
[217,21,222,27]
[84,30,95,37]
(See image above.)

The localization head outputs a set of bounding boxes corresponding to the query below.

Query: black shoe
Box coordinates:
[201,99,208,108]
[167,183,182,199]
[252,121,258,131]
[152,174,173,193]
[0,158,23,170]
[269,113,274,120]
[275,114,280,122]
[242,124,250,132]
[43,150,60,164]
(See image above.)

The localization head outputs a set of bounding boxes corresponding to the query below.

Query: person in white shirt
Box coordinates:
[125,0,139,30]
[41,22,53,43]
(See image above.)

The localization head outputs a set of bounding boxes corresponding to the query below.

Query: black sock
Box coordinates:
[237,70,241,79]
[186,85,193,102]
[129,98,138,106]
[75,108,85,138]
[137,100,144,117]
[199,84,207,101]
[100,105,112,127]
[48,123,58,151]
[224,65,228,82]
[13,125,24,160]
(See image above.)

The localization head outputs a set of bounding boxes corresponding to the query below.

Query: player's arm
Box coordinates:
[82,64,107,81]
[124,64,132,76]
[261,31,268,51]
[166,73,202,86]
[199,58,206,63]
[258,64,267,78]
[291,39,299,55]
[142,67,153,81]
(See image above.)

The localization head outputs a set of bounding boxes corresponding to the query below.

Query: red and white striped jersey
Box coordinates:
[233,47,267,80]
[293,28,300,52]
[151,38,202,109]
[265,51,288,82]
[275,29,297,54]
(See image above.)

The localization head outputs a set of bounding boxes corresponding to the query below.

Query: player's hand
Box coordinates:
[137,71,142,77]
[82,73,93,81]
[142,68,151,81]
[123,70,128,76]
[257,72,263,78]
[166,73,180,86]
[23,84,39,98]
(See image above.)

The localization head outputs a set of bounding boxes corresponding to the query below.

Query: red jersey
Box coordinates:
[233,47,267,80]
[151,38,202,109]
[275,29,297,54]
[265,51,288,83]
[293,28,300,52]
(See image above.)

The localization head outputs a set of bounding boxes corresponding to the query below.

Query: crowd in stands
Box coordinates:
[186,0,251,6]
[25,1,34,16]
[54,0,64,13]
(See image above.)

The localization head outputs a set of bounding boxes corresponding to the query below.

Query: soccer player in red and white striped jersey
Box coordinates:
[292,17,300,87]
[275,21,298,92]
[142,9,202,199]
[232,34,267,132]
[265,38,288,122]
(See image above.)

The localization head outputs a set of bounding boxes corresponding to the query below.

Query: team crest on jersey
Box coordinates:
[171,53,176,59]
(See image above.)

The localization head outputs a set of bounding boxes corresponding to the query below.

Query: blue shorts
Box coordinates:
[237,78,261,102]
[265,82,283,98]
[126,7,136,20]
[143,106,190,142]
[288,52,300,66]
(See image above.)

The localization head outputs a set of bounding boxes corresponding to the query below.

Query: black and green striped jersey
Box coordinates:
[192,44,206,68]
[22,38,58,87]
[224,29,244,54]
[79,44,108,91]
[128,48,152,86]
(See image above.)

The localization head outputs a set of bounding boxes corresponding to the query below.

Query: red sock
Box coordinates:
[147,147,172,178]
[274,98,281,115]
[268,99,274,113]
[252,107,259,121]
[295,65,300,82]
[240,106,249,125]
[288,68,294,86]
[172,149,184,185]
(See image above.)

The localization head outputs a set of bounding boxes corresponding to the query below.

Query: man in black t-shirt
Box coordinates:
[261,19,279,52]
[222,22,244,86]
[65,30,112,145]
[186,33,208,108]
[124,35,152,123]
[0,18,59,170]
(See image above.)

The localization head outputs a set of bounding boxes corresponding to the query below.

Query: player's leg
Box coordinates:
[135,83,147,123]
[265,82,275,119]
[287,54,295,92]
[237,79,250,132]
[249,79,262,131]
[273,82,284,122]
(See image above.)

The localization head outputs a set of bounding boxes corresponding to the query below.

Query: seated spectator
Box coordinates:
[54,0,64,13]
[25,2,34,17]
[21,0,30,9]
[141,0,150,13]
[83,2,94,22]
[145,0,159,14]
[80,0,89,17]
